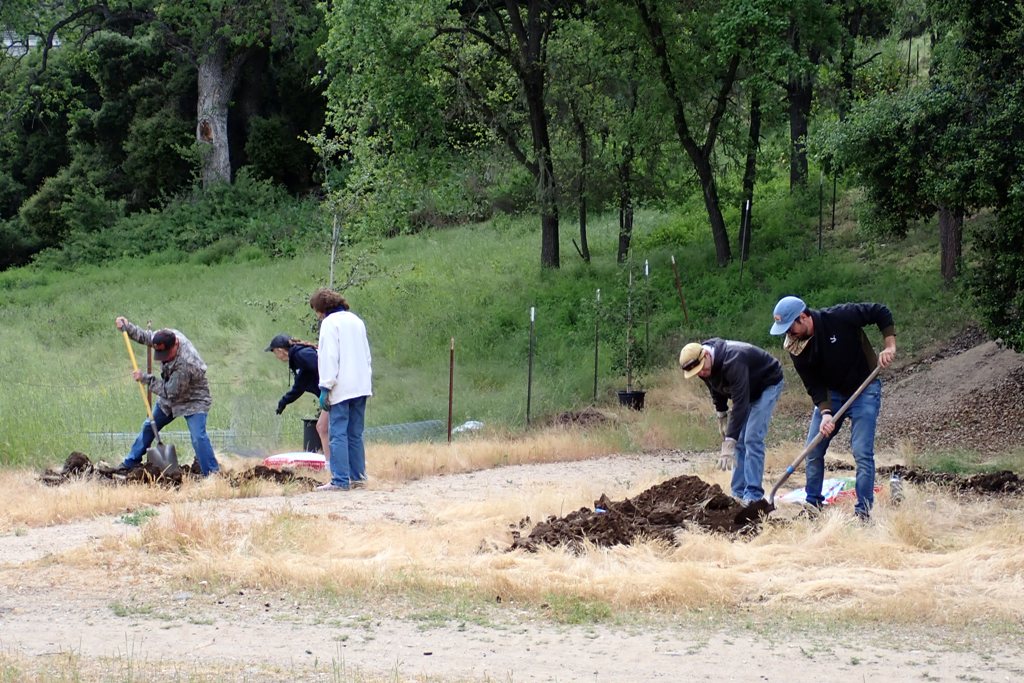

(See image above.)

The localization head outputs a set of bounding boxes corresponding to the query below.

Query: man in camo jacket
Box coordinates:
[116,315,219,476]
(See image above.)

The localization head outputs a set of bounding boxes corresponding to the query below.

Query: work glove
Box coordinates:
[716,411,729,439]
[716,438,736,471]
[318,388,330,411]
[275,400,286,415]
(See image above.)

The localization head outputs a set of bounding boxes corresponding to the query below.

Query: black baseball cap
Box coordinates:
[265,334,291,352]
[152,329,177,361]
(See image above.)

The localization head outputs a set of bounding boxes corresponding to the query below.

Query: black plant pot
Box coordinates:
[617,390,646,411]
[302,418,323,453]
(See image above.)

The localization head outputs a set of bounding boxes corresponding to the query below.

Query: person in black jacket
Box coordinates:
[266,334,329,458]
[770,297,896,519]
[679,339,785,505]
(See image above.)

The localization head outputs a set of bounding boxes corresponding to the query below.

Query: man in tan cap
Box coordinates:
[679,339,784,505]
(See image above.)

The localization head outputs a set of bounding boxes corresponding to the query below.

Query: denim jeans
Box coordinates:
[730,380,784,502]
[121,403,220,476]
[803,379,882,516]
[327,395,368,488]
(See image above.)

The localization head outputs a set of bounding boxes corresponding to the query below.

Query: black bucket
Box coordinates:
[617,390,646,411]
[302,418,322,453]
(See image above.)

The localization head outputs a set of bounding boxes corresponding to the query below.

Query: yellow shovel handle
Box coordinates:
[122,330,156,422]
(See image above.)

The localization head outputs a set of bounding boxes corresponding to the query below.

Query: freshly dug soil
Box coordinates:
[880,464,1024,495]
[38,452,321,489]
[509,475,770,552]
[512,464,1023,552]
[549,407,611,428]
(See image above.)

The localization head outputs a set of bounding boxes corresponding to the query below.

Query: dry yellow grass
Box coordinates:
[36,463,1021,629]
[0,428,639,534]
[4,410,1024,631]
[0,454,298,533]
[369,428,624,482]
[0,650,457,683]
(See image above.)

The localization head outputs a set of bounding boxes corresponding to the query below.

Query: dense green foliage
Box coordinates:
[1,1,1020,350]
[816,0,1024,348]
[0,0,325,263]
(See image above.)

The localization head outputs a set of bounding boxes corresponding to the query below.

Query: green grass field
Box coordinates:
[0,189,971,468]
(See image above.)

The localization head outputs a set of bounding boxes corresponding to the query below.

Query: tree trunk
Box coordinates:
[938,205,963,282]
[573,106,590,263]
[740,94,761,262]
[523,72,559,269]
[693,156,730,265]
[617,144,634,264]
[837,7,864,120]
[635,0,732,266]
[787,75,812,190]
[196,41,248,188]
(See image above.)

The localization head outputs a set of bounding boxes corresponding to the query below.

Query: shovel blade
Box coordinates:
[146,442,181,478]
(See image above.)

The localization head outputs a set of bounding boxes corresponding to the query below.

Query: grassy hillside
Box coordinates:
[0,186,970,468]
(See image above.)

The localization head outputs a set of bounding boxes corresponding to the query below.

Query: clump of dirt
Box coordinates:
[549,407,611,428]
[880,465,1024,495]
[39,452,320,489]
[512,461,1024,553]
[509,475,768,552]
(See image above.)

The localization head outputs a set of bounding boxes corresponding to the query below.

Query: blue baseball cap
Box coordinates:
[770,296,806,335]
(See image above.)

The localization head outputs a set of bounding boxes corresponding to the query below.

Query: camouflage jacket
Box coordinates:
[123,321,213,417]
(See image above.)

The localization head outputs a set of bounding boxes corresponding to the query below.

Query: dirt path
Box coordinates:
[2,451,1023,682]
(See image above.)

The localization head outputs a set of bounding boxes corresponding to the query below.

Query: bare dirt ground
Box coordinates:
[4,452,1024,682]
[878,326,1024,453]
[2,331,1024,682]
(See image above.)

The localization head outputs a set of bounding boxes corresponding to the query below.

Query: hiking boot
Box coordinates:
[796,502,824,519]
[315,483,349,492]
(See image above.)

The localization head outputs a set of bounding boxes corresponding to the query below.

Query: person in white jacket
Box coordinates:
[309,288,373,491]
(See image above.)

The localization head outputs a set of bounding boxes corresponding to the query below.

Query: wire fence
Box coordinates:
[85,419,451,457]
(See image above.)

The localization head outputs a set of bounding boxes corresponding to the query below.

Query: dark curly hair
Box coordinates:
[309,288,350,314]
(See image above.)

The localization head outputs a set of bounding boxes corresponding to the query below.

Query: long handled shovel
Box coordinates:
[122,331,180,477]
[767,363,882,507]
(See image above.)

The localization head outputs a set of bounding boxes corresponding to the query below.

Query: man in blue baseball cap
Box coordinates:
[770,296,897,520]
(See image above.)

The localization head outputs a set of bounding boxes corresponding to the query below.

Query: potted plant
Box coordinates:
[615,267,649,410]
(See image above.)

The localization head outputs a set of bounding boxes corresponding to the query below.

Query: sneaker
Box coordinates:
[350,479,367,489]
[315,483,349,492]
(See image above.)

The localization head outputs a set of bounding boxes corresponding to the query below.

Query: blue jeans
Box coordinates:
[327,395,368,488]
[803,379,882,516]
[122,403,220,476]
[730,380,784,502]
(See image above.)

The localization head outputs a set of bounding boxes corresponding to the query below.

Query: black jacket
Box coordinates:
[278,345,320,411]
[700,338,784,440]
[790,302,895,412]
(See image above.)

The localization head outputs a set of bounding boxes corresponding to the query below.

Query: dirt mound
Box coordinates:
[511,463,1023,553]
[509,475,769,552]
[39,452,320,489]
[879,329,1024,452]
[549,407,611,428]
[880,465,1024,495]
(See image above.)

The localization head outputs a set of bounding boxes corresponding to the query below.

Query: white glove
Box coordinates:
[716,438,736,471]
[716,411,729,439]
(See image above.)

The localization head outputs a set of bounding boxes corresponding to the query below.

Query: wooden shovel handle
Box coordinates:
[767,363,882,505]
[122,330,156,423]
